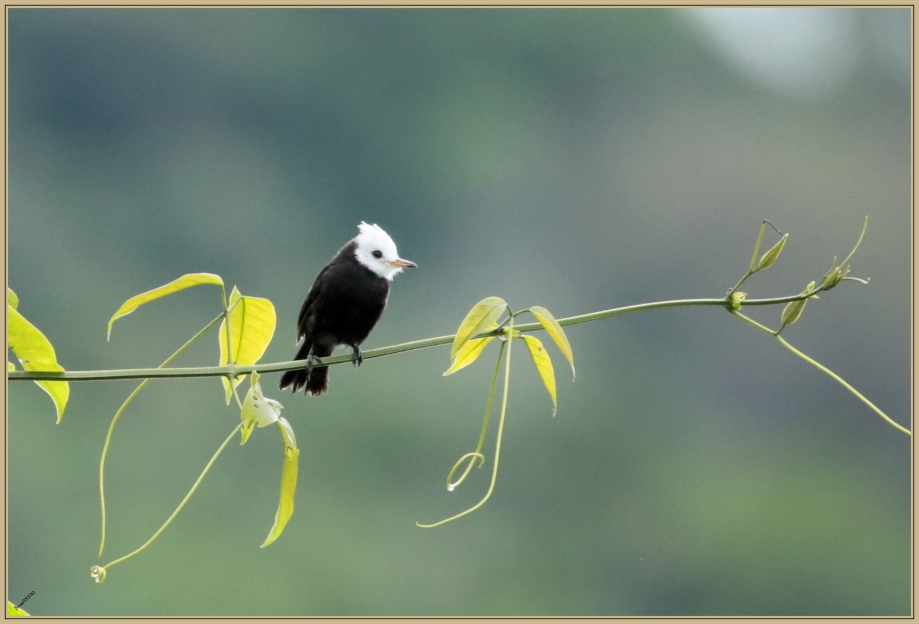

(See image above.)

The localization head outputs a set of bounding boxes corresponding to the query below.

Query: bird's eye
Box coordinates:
[372,250,383,259]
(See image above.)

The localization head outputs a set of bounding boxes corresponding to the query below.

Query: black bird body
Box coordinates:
[280,223,415,395]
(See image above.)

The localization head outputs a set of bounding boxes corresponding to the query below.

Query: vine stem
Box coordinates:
[417,319,515,528]
[730,310,909,436]
[92,422,242,583]
[774,335,911,436]
[10,294,826,383]
[446,339,506,490]
[98,312,225,557]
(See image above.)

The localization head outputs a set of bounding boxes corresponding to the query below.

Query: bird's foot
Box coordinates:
[304,347,320,374]
[351,346,363,367]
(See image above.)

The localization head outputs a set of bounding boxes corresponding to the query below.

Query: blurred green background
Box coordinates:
[7,8,911,616]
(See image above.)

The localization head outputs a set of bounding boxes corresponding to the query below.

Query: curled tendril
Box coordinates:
[447,452,486,491]
[90,566,107,584]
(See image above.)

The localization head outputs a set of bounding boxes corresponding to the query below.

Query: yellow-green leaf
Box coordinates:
[8,288,19,309]
[219,288,277,404]
[529,306,575,380]
[443,323,497,376]
[8,305,69,423]
[8,601,29,617]
[522,335,557,416]
[8,361,15,371]
[450,297,506,360]
[262,417,300,548]
[107,273,224,340]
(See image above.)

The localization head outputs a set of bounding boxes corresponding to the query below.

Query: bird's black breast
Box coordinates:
[297,244,390,349]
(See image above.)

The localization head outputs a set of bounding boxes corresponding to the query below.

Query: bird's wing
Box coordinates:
[295,266,329,341]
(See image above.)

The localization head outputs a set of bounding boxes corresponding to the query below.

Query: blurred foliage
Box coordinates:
[7,7,910,616]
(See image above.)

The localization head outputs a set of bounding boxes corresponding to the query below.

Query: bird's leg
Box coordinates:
[304,346,316,375]
[350,345,363,367]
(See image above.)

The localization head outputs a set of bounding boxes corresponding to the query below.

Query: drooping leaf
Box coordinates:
[219,288,277,404]
[8,288,19,309]
[522,335,557,416]
[262,417,300,548]
[444,323,498,376]
[450,297,506,360]
[107,273,224,340]
[8,305,69,423]
[529,306,575,380]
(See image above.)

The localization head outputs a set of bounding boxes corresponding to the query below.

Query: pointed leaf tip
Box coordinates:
[261,417,299,548]
[529,306,575,380]
[444,322,498,375]
[450,297,507,360]
[107,273,225,340]
[8,304,69,422]
[522,335,557,415]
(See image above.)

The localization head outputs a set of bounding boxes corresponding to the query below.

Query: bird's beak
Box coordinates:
[389,258,418,268]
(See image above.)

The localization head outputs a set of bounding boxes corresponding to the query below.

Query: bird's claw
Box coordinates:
[351,346,363,367]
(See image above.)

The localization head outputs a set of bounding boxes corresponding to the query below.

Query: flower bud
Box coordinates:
[754,233,788,272]
[730,291,746,311]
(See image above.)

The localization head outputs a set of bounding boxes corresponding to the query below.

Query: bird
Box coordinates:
[279,222,417,396]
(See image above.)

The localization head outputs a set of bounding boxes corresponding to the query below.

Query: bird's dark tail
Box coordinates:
[279,342,332,396]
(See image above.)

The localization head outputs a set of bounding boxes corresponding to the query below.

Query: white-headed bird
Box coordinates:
[279,222,416,395]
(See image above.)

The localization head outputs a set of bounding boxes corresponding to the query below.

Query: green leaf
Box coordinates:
[450,297,507,360]
[8,305,69,423]
[8,601,29,617]
[262,417,300,548]
[443,323,497,376]
[522,335,557,416]
[529,306,575,380]
[8,361,15,371]
[8,288,19,309]
[107,273,224,340]
[219,288,277,404]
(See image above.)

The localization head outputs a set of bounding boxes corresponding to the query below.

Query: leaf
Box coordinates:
[7,601,28,617]
[107,273,224,340]
[529,306,575,380]
[262,417,300,548]
[450,297,506,360]
[443,323,497,376]
[8,288,19,309]
[219,288,277,404]
[8,361,15,371]
[8,305,69,423]
[522,335,557,416]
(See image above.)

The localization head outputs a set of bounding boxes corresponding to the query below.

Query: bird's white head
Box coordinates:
[353,222,417,280]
